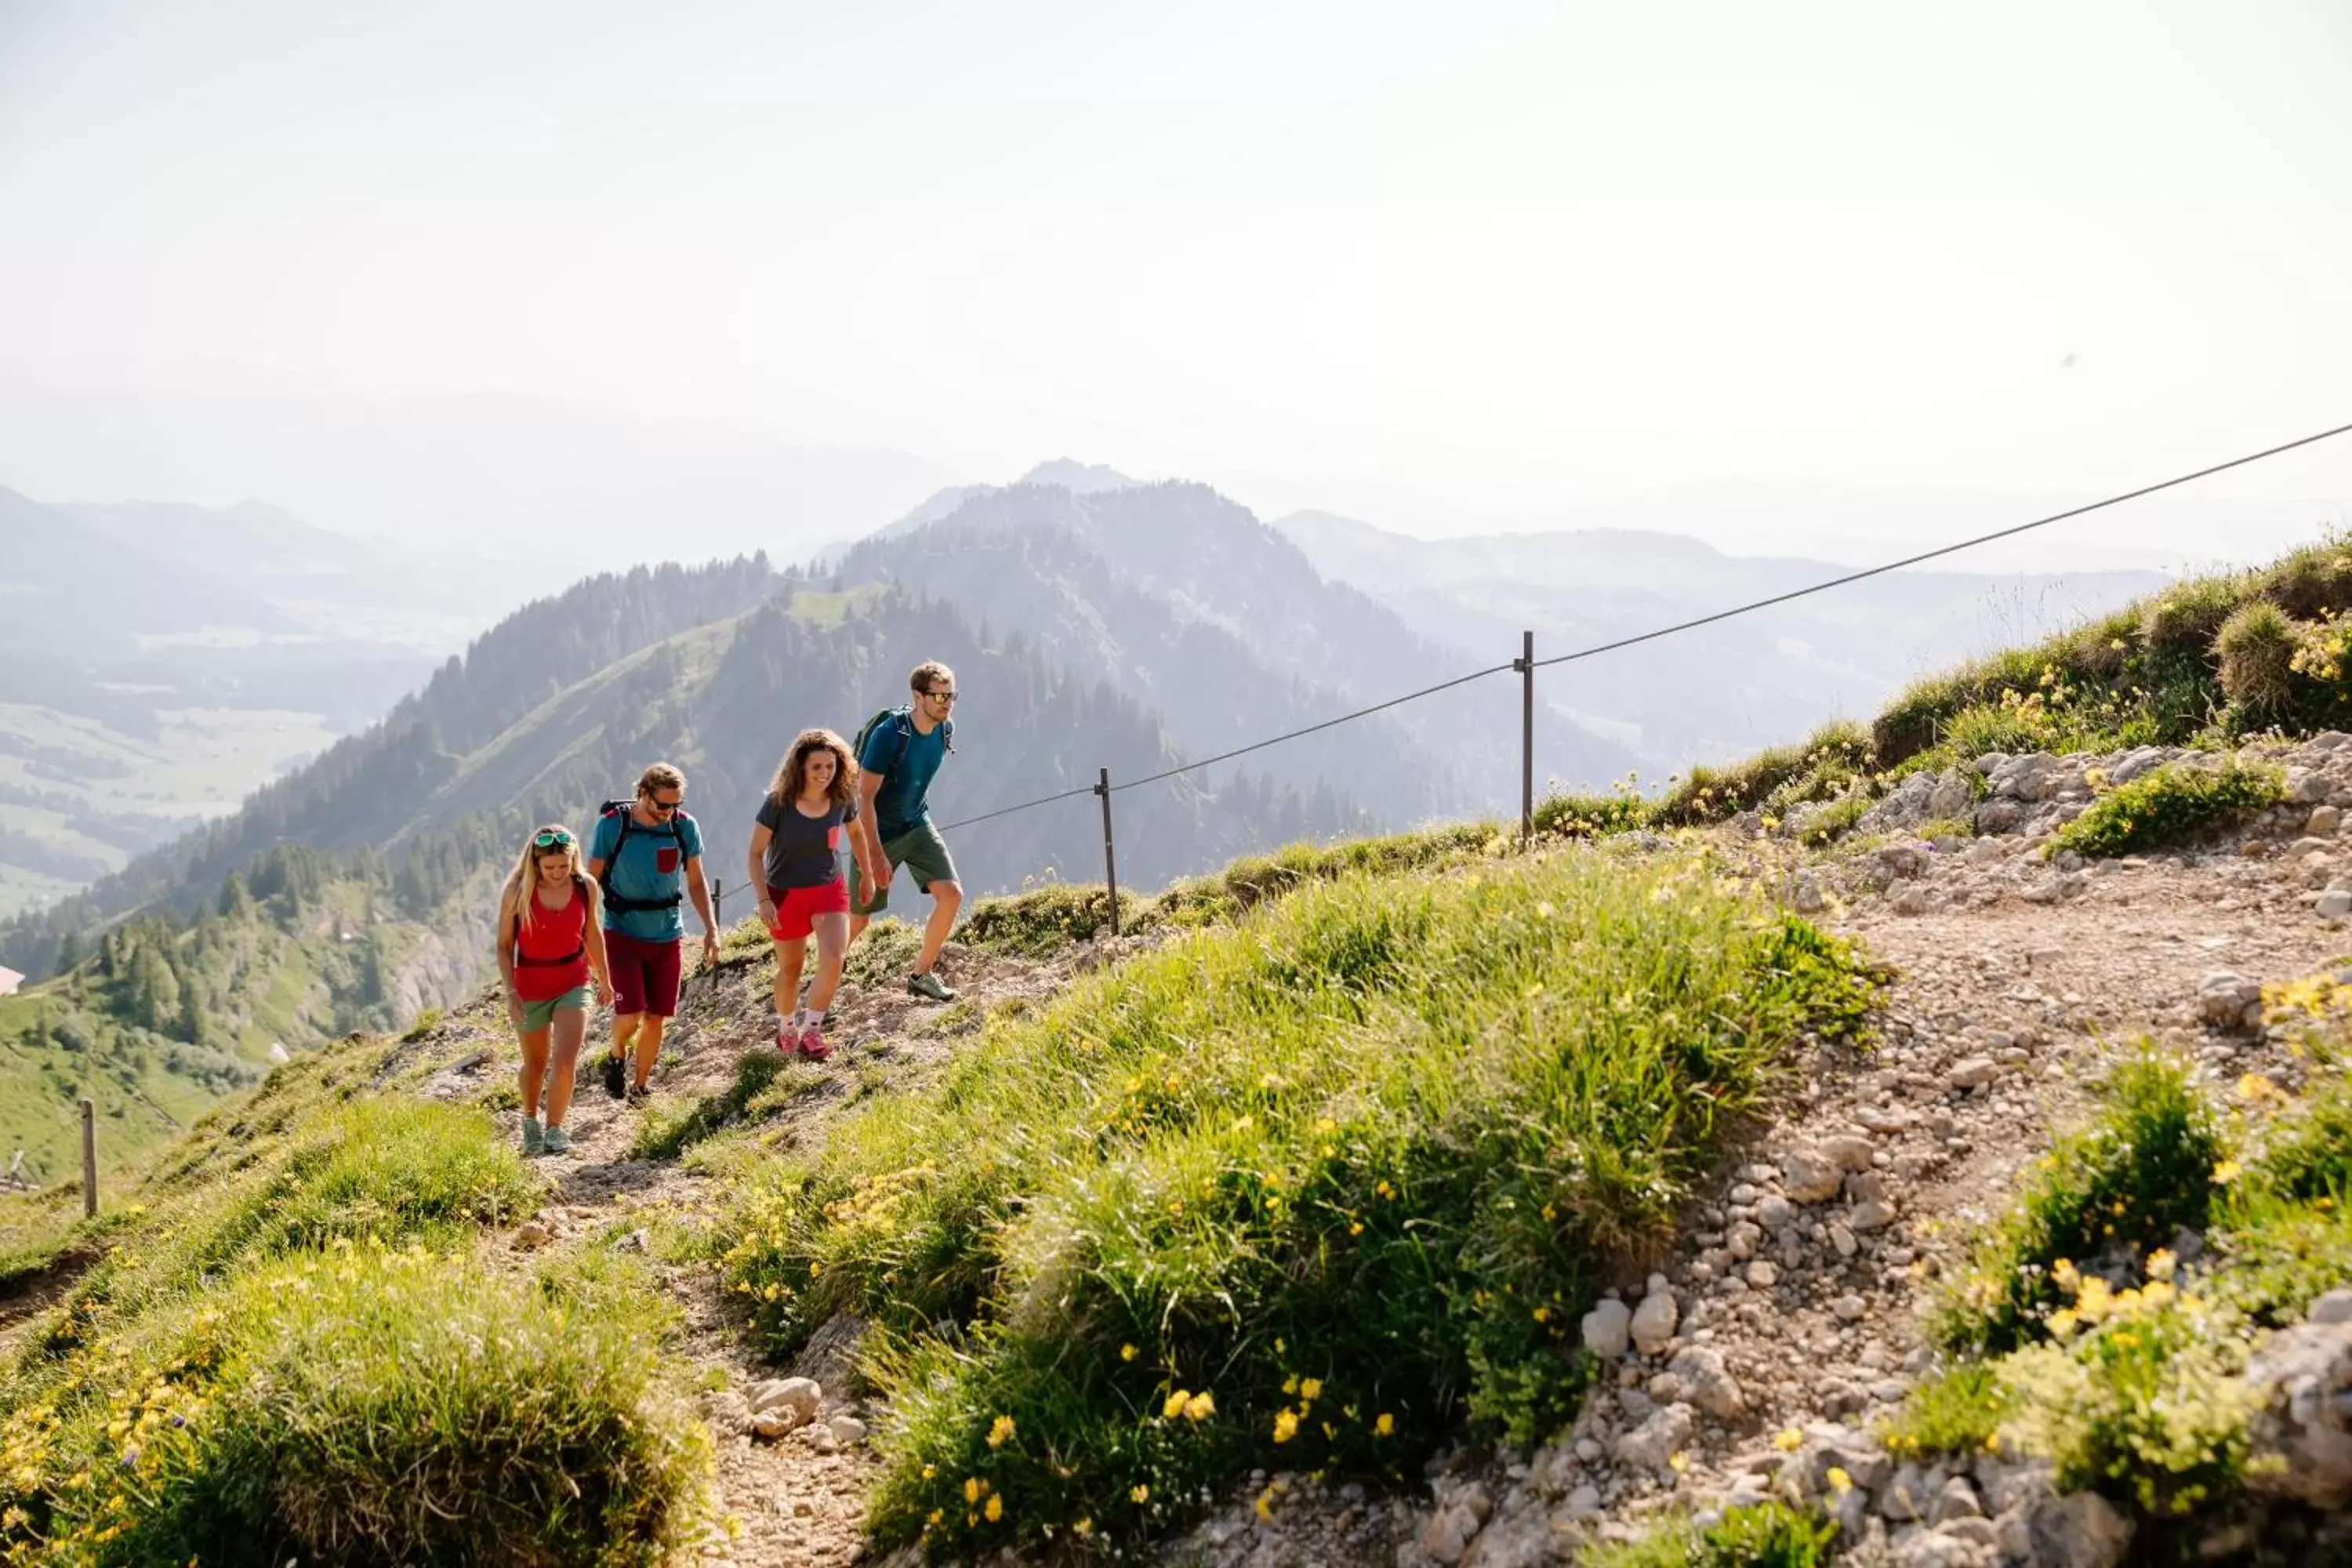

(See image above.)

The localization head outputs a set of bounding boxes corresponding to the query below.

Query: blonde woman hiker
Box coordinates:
[586,763,720,1103]
[749,728,880,1061]
[848,660,963,1001]
[495,824,614,1156]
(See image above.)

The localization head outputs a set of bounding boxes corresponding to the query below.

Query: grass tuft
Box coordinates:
[1876,1363,2009,1460]
[633,1047,803,1160]
[1583,1500,1838,1568]
[2214,600,2299,715]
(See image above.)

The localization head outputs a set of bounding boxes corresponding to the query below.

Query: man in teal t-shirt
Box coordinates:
[585,761,718,1100]
[849,659,961,1001]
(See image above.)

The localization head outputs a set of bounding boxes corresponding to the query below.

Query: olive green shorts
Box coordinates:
[516,985,593,1033]
[850,821,958,916]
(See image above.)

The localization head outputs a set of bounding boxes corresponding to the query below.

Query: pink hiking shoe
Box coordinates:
[797,1024,832,1062]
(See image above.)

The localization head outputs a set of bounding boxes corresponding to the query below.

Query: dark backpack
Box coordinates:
[594,798,689,916]
[851,706,953,785]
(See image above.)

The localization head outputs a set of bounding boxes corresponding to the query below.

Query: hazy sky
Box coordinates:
[5,0,2350,549]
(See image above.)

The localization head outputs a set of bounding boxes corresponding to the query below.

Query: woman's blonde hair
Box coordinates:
[504,823,579,933]
[768,728,859,808]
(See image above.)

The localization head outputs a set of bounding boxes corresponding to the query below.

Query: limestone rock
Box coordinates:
[1581,1297,1632,1359]
[2024,1490,2133,1568]
[827,1413,868,1445]
[1666,1345,1745,1419]
[2309,1288,2352,1327]
[746,1375,823,1427]
[1631,1283,1680,1356]
[1820,1134,1878,1172]
[2247,1320,2352,1508]
[514,1219,552,1248]
[1612,1403,1695,1471]
[2198,970,2263,1030]
[1784,1146,1846,1204]
[1948,1057,2000,1091]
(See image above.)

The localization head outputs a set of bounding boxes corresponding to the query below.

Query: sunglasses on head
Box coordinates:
[532,829,575,849]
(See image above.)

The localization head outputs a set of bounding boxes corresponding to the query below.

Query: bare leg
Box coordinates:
[611,1013,641,1066]
[773,931,807,1024]
[808,913,850,1014]
[915,880,963,975]
[847,913,869,945]
[517,1025,551,1118]
[632,1014,669,1091]
[546,1007,586,1128]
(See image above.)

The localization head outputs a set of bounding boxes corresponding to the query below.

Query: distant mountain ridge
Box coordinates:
[1269,506,2172,767]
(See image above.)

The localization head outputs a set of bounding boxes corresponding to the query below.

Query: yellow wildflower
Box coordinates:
[1184,1392,1216,1422]
[1773,1428,1803,1453]
[1120,1343,1139,1362]
[1299,1377,1323,1403]
[1074,1518,1094,1537]
[964,1477,985,1504]
[988,1414,1016,1449]
[1272,1409,1301,1443]
[2048,1308,2079,1340]
[1827,1465,1853,1494]
[2145,1248,2177,1283]
[1256,1485,1279,1520]
[1131,1484,1150,1503]
[1375,1412,1396,1436]
[1163,1390,1191,1420]
[985,1494,1004,1523]
[1533,1306,1550,1323]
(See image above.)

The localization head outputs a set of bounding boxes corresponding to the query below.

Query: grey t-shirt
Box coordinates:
[755,794,858,890]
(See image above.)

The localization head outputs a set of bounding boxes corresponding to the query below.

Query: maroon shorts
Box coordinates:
[604,930,683,1018]
[767,879,850,942]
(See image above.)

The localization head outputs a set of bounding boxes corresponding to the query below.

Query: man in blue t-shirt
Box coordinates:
[849,659,962,1001]
[585,761,718,1101]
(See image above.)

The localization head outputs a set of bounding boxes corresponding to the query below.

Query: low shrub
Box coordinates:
[2046,760,2284,859]
[1653,723,1871,827]
[1877,1363,2009,1461]
[2000,1290,2257,1521]
[844,919,924,987]
[2258,541,2352,622]
[714,854,1880,1555]
[10,1247,710,1566]
[1533,790,1652,840]
[1936,1052,2223,1355]
[1584,1500,1838,1568]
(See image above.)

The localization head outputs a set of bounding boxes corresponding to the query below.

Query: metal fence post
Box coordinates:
[1095,768,1121,936]
[709,877,725,989]
[80,1098,96,1218]
[1517,630,1535,846]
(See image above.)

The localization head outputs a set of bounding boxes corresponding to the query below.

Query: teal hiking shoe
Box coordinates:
[906,970,956,1003]
[543,1124,573,1156]
[521,1116,545,1156]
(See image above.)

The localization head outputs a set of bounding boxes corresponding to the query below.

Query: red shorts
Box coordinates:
[767,879,849,941]
[604,930,683,1018]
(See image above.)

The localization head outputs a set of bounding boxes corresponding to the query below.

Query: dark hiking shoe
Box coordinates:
[602,1054,626,1100]
[906,970,956,1003]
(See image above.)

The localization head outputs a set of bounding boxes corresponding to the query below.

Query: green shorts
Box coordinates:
[850,821,958,916]
[517,985,593,1033]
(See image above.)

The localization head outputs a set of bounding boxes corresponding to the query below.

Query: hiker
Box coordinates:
[495,824,613,1156]
[749,728,880,1061]
[848,660,963,1001]
[586,763,719,1102]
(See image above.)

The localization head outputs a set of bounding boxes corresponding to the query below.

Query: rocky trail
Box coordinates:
[383,733,2352,1567]
[397,934,1107,1568]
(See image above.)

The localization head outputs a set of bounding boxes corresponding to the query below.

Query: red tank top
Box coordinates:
[512,877,590,1001]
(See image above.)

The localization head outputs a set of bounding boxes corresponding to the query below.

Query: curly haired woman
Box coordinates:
[749,728,880,1061]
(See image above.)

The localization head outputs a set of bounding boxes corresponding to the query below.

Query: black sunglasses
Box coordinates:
[644,795,683,813]
[533,829,575,849]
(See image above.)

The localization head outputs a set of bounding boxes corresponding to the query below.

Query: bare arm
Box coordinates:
[858,771,890,891]
[684,854,718,964]
[848,807,881,893]
[582,880,614,1005]
[747,823,774,918]
[494,880,521,996]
